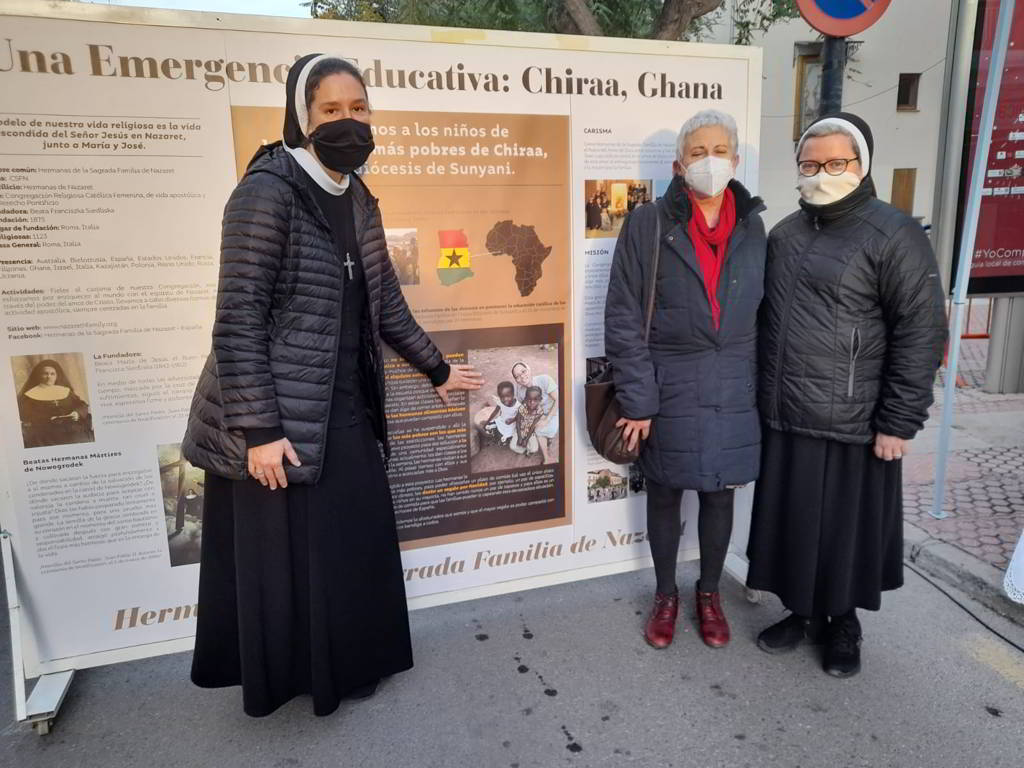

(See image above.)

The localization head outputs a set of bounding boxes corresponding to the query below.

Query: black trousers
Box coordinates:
[646,478,735,594]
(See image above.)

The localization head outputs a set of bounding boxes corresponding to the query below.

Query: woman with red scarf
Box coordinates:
[605,110,767,650]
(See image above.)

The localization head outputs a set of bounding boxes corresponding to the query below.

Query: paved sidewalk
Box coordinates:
[902,335,1024,620]
[4,309,1023,766]
[3,561,1024,768]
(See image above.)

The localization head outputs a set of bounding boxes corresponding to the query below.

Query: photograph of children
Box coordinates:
[584,179,653,239]
[468,343,560,472]
[11,352,95,449]
[157,443,205,567]
[386,228,420,286]
[587,467,628,503]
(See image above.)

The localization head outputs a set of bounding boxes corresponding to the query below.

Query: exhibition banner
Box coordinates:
[0,3,760,676]
[956,0,1024,295]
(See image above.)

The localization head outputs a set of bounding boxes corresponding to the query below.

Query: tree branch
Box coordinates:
[562,0,603,36]
[555,10,582,35]
[654,0,723,40]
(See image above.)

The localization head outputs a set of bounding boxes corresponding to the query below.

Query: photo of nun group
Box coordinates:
[584,179,653,238]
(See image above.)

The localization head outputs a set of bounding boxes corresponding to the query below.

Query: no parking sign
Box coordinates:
[796,0,892,36]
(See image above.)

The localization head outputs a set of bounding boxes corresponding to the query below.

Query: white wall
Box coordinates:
[704,1,954,227]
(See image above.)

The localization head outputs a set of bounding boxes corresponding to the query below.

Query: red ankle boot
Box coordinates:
[644,591,679,649]
[695,585,730,648]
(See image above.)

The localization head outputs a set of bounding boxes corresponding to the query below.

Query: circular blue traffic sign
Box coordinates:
[818,0,873,19]
[796,0,892,36]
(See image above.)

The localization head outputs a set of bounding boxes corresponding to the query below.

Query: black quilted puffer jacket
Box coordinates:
[183,145,444,483]
[759,183,947,444]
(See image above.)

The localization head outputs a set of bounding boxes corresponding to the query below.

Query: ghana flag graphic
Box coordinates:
[437,229,473,286]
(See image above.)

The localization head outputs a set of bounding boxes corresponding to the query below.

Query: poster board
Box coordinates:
[0,2,761,677]
[952,0,1024,296]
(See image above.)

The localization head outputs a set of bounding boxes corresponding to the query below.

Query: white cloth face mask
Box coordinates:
[797,171,860,205]
[684,156,734,198]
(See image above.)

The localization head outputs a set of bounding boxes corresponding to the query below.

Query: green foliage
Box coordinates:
[732,0,799,45]
[581,0,665,39]
[307,0,556,30]
[305,1,403,24]
[308,1,796,44]
[309,0,667,37]
[685,6,725,42]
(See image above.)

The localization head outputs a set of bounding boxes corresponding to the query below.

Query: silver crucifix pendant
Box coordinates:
[343,252,355,281]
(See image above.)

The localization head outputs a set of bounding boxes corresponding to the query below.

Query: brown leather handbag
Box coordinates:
[585,203,661,465]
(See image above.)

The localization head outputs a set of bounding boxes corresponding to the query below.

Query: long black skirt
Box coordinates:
[746,427,904,617]
[190,420,413,717]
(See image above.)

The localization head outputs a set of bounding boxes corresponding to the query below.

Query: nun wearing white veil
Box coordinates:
[184,53,481,717]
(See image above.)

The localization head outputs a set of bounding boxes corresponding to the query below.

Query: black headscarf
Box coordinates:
[284,53,329,149]
[20,359,74,397]
[246,53,335,169]
[797,111,877,222]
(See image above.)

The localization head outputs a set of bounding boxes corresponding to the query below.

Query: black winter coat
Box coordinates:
[182,146,444,483]
[605,178,767,492]
[758,189,947,443]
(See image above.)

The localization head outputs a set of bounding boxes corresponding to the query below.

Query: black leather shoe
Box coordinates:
[824,615,862,678]
[757,614,827,654]
[344,679,380,700]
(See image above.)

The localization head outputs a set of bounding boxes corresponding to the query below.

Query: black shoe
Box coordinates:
[344,679,380,700]
[757,614,827,654]
[823,615,862,678]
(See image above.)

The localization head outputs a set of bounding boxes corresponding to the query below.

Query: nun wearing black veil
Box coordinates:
[182,54,482,717]
[747,113,946,677]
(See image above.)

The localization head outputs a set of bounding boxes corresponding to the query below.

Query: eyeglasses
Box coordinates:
[798,158,860,177]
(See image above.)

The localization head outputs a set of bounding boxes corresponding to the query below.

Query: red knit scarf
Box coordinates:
[686,186,736,330]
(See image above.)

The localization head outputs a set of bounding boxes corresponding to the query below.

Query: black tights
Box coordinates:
[646,478,734,594]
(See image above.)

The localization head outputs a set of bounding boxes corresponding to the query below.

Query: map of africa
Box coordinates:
[485,221,552,297]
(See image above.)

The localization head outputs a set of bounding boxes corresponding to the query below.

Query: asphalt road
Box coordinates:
[3,561,1023,767]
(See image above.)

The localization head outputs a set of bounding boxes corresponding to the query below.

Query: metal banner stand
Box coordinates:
[932,0,1017,519]
[2,530,75,735]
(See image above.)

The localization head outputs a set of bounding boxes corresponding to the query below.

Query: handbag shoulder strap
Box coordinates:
[643,200,662,343]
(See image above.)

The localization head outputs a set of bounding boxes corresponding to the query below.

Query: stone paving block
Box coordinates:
[873,334,1024,611]
[904,437,1023,572]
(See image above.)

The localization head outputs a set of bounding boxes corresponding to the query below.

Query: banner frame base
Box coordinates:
[23,670,75,736]
[2,531,75,735]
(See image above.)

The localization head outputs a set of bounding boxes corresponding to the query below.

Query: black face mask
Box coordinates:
[308,118,374,174]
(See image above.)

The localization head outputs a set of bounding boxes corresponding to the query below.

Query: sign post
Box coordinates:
[820,35,847,115]
[796,0,893,116]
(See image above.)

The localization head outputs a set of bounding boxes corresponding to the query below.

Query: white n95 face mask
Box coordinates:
[797,171,860,205]
[684,156,734,198]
